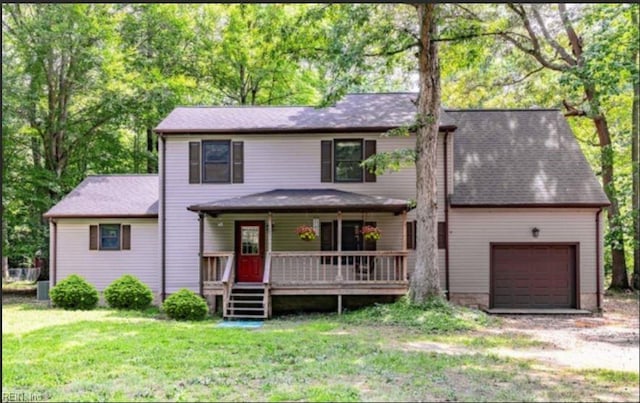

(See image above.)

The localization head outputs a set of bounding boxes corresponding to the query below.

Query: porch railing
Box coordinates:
[202,252,234,284]
[267,251,408,285]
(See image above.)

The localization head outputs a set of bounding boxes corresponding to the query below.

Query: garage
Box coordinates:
[491,244,577,309]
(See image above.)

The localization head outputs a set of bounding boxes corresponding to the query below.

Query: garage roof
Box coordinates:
[450,110,610,207]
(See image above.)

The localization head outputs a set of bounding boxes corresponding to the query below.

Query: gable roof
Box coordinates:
[450,110,610,207]
[188,189,410,214]
[43,175,159,218]
[155,93,456,134]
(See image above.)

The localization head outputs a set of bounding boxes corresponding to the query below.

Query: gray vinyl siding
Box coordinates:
[55,218,159,291]
[164,132,449,293]
[448,208,599,295]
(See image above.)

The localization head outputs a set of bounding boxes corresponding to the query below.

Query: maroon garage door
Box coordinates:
[491,244,576,309]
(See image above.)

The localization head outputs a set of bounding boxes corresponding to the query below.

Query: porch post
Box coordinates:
[267,212,273,253]
[337,211,343,281]
[199,212,204,296]
[401,210,408,281]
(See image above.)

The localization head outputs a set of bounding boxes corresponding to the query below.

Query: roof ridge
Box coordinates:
[174,105,315,109]
[445,108,561,112]
[87,174,159,177]
[344,92,417,96]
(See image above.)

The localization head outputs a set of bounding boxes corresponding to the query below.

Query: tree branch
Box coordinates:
[363,41,419,57]
[531,6,576,66]
[492,66,545,87]
[563,99,587,117]
[558,4,583,60]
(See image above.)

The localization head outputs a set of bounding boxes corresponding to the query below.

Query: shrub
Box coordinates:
[49,274,99,310]
[162,288,209,321]
[104,275,154,310]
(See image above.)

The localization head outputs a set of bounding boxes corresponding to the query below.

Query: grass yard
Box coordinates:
[2,296,638,402]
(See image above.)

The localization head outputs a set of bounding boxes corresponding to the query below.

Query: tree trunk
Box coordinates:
[409,3,442,304]
[593,112,630,290]
[146,127,155,173]
[632,6,640,289]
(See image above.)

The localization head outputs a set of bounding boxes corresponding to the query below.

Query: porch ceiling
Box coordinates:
[187,189,411,215]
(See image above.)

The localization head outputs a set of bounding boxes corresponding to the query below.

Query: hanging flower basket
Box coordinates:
[361,225,382,241]
[296,225,317,241]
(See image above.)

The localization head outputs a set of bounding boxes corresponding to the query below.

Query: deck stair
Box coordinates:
[225,283,267,319]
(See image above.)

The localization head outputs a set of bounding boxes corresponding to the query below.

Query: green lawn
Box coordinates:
[2,297,637,402]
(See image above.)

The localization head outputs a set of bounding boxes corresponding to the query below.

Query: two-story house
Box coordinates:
[44,93,610,318]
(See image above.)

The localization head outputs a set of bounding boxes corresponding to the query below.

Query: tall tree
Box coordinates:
[193,4,324,106]
[2,4,132,263]
[410,3,442,302]
[117,4,199,173]
[632,6,640,290]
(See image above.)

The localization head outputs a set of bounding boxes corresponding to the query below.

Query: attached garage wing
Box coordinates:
[490,244,577,309]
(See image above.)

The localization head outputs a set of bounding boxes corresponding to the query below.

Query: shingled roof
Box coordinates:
[450,110,610,207]
[43,175,159,218]
[188,189,410,214]
[155,93,456,133]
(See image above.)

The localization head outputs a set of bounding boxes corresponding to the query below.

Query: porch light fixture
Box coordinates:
[532,227,540,238]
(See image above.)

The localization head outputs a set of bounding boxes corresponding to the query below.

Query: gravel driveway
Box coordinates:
[483,293,639,373]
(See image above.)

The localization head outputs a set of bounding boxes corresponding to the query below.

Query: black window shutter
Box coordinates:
[320,222,334,251]
[438,222,447,249]
[89,225,98,250]
[189,142,200,184]
[122,225,131,250]
[364,221,377,251]
[321,140,332,182]
[320,222,335,264]
[232,141,244,183]
[406,221,415,250]
[364,140,377,182]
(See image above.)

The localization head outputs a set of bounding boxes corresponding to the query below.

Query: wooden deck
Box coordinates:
[201,251,409,318]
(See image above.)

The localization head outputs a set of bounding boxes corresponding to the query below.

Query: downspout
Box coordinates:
[199,212,204,297]
[50,218,57,287]
[160,133,167,301]
[443,131,450,300]
[596,209,602,311]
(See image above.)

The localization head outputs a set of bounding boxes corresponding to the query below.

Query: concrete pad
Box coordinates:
[484,308,592,315]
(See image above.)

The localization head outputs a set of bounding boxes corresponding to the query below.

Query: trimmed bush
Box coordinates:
[162,288,208,321]
[49,274,99,310]
[104,275,154,310]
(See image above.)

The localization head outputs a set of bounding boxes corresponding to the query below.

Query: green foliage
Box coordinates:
[340,296,489,333]
[104,275,154,310]
[49,275,99,310]
[162,288,209,321]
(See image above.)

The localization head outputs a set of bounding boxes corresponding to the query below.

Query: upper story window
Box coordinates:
[189,140,243,184]
[334,140,363,182]
[202,140,230,183]
[321,139,376,183]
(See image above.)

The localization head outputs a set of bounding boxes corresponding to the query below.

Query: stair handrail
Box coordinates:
[263,251,272,286]
[221,253,235,313]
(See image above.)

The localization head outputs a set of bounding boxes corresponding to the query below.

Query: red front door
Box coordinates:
[235,221,265,283]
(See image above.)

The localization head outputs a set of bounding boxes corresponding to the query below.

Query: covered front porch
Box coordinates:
[188,189,413,319]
